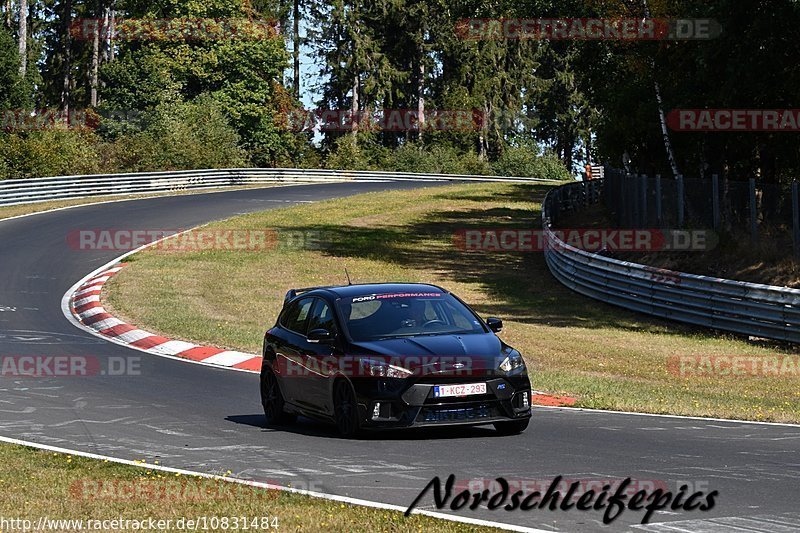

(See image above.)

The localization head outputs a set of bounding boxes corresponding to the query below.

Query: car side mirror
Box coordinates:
[486,317,503,333]
[308,328,334,344]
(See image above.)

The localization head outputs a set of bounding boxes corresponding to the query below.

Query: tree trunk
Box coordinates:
[61,0,73,116]
[292,0,300,99]
[100,6,110,63]
[17,0,26,77]
[416,52,424,141]
[350,74,359,135]
[4,0,11,31]
[107,4,115,62]
[89,0,100,106]
[477,104,489,159]
[642,0,680,179]
[652,73,680,179]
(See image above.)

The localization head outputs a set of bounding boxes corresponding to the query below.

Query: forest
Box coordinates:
[0,0,798,182]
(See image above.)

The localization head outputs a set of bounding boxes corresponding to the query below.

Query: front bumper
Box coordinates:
[351,374,532,428]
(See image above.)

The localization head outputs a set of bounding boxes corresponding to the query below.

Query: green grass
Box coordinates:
[0,444,496,532]
[105,182,800,423]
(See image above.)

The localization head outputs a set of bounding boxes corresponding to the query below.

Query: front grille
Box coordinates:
[416,402,501,424]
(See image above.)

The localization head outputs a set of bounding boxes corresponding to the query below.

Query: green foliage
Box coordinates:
[0,130,102,180]
[108,97,247,172]
[8,0,800,185]
[100,0,291,167]
[492,145,571,181]
[383,142,490,175]
[0,27,27,109]
[325,135,373,171]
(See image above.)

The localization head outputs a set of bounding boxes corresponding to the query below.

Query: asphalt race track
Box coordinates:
[1,182,799,532]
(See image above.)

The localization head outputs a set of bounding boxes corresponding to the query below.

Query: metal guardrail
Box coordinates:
[0,168,556,207]
[542,179,800,343]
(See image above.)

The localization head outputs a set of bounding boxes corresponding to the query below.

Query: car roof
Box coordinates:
[295,283,448,301]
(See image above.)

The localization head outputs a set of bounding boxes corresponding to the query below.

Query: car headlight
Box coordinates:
[499,351,525,373]
[359,359,413,379]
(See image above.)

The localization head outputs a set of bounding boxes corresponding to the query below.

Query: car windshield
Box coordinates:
[336,291,486,342]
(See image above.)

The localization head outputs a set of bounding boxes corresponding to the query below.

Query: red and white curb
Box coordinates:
[69,263,263,373]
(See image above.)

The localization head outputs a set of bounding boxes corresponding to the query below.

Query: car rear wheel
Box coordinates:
[494,418,529,435]
[333,380,361,438]
[260,366,296,426]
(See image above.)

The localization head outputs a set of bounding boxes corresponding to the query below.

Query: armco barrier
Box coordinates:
[542,180,800,343]
[0,168,555,207]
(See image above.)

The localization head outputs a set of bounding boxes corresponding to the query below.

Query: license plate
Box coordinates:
[433,382,487,398]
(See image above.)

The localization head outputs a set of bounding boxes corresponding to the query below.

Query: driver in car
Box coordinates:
[400,299,428,328]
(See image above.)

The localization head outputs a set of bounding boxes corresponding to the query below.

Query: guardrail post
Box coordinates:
[655,174,662,227]
[712,174,720,230]
[793,181,799,256]
[554,188,561,225]
[750,177,758,245]
[676,174,684,228]
[629,175,637,228]
[640,175,648,226]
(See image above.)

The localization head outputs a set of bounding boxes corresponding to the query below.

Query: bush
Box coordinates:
[389,143,439,173]
[388,143,491,175]
[108,97,247,172]
[0,129,102,180]
[325,134,373,171]
[456,150,492,175]
[492,145,571,180]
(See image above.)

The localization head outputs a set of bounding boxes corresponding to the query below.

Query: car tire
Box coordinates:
[494,418,529,435]
[333,380,362,438]
[260,366,296,426]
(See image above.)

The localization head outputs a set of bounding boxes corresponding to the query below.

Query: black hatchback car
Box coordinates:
[260,283,532,437]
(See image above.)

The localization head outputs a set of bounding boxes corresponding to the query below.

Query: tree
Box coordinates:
[0,25,26,109]
[100,0,298,165]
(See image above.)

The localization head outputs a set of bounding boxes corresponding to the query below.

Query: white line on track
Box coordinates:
[534,405,800,428]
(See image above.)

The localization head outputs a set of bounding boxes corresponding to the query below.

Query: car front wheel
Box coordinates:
[333,380,361,438]
[260,366,296,426]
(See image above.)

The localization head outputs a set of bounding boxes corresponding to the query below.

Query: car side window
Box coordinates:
[281,297,314,335]
[307,298,337,335]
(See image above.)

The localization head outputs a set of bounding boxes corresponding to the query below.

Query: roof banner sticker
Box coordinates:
[350,292,443,303]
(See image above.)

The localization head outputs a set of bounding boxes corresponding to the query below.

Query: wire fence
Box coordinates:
[542,179,800,343]
[601,168,800,254]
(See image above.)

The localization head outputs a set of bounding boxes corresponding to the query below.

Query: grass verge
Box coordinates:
[105,183,800,423]
[0,444,497,532]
